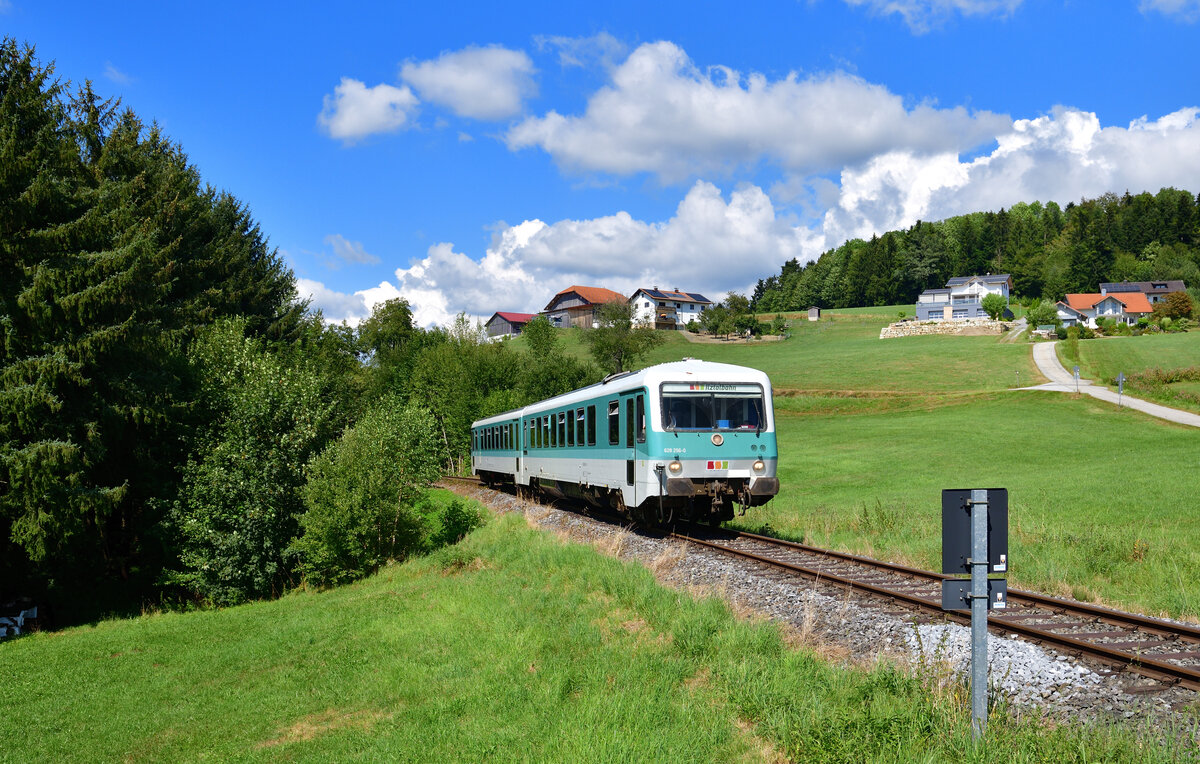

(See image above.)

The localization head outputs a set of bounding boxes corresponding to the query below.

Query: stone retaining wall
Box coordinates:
[880,319,1008,339]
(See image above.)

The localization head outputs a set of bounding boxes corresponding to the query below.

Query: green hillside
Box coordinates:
[0,506,1174,762]
[599,312,1198,619]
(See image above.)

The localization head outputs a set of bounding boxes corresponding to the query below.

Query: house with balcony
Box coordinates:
[541,285,626,329]
[629,287,713,329]
[1056,292,1153,328]
[915,274,1012,321]
[1099,280,1186,304]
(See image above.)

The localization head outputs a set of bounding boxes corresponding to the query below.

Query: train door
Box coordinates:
[621,389,648,506]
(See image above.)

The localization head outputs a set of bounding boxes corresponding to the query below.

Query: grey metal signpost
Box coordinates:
[1073,365,1080,393]
[1117,371,1126,408]
[942,489,1009,741]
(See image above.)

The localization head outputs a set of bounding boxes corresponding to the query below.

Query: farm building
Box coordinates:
[542,285,626,329]
[485,311,536,339]
[629,287,712,329]
[915,274,1012,321]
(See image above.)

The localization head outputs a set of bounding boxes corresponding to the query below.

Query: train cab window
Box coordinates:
[625,398,634,447]
[660,382,765,432]
[575,408,584,446]
[608,401,619,445]
[587,405,596,446]
[636,395,646,443]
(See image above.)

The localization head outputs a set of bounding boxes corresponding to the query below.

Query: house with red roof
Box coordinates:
[541,285,626,329]
[1056,292,1153,328]
[484,311,536,340]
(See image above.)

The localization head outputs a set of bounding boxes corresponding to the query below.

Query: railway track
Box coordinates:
[443,477,1200,693]
[675,529,1200,692]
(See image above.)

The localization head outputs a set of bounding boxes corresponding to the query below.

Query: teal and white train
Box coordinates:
[470,359,779,524]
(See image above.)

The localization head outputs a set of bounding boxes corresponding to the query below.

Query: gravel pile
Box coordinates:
[449,484,1199,740]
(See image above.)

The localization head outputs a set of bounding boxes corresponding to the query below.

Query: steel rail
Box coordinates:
[677,530,1200,692]
[449,479,1200,691]
[734,530,1200,642]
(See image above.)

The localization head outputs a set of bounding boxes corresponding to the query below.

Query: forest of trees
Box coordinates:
[0,41,611,624]
[752,190,1200,312]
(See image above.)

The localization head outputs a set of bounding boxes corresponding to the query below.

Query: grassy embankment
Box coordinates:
[1069,332,1200,413]
[532,310,1200,620]
[1,498,1185,762]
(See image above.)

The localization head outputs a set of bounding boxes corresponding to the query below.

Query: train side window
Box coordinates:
[636,395,646,443]
[625,398,634,447]
[534,419,541,449]
[587,405,596,446]
[575,408,584,446]
[567,411,574,447]
[504,426,509,450]
[510,423,516,449]
[549,415,556,448]
[558,412,567,447]
[608,401,619,445]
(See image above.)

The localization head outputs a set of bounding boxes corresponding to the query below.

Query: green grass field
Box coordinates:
[596,312,1196,620]
[1074,332,1200,412]
[0,506,1181,762]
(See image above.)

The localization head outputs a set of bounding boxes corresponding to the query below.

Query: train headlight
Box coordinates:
[668,459,683,475]
[753,459,765,473]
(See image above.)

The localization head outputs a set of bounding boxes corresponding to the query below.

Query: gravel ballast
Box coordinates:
[447,483,1199,740]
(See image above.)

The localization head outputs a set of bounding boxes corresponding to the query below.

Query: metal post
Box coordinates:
[970,488,988,739]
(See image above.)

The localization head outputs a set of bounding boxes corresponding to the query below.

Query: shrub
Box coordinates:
[431,498,486,548]
[771,314,788,334]
[1025,300,1060,329]
[687,320,699,333]
[168,320,341,606]
[292,397,446,588]
[1055,326,1068,340]
[981,293,1006,320]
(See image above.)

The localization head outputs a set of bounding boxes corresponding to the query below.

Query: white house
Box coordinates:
[915,274,1012,321]
[629,288,713,329]
[1056,292,1153,328]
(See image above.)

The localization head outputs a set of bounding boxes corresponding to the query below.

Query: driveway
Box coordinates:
[1027,341,1200,428]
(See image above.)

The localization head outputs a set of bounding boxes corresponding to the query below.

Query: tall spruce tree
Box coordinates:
[1,41,304,618]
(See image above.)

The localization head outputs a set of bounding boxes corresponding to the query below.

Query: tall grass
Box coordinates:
[0,511,1185,761]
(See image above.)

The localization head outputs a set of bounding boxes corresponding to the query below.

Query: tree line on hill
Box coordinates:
[751,189,1200,312]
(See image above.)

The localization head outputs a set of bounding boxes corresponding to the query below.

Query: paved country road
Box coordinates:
[1029,341,1200,428]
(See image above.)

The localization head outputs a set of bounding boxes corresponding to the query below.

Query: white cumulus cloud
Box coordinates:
[506,41,1009,182]
[842,0,1024,32]
[817,106,1200,248]
[301,183,813,326]
[324,233,381,266]
[318,77,418,141]
[400,45,535,120]
[1140,0,1200,21]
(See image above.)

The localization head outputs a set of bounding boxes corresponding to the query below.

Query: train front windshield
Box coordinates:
[660,383,764,431]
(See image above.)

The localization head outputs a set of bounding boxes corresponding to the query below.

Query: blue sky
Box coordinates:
[5,0,1199,326]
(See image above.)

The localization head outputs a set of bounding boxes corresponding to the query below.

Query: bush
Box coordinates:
[687,320,699,333]
[292,397,445,588]
[981,293,1006,320]
[1025,300,1060,329]
[431,498,486,548]
[168,320,341,606]
[1055,326,1068,340]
